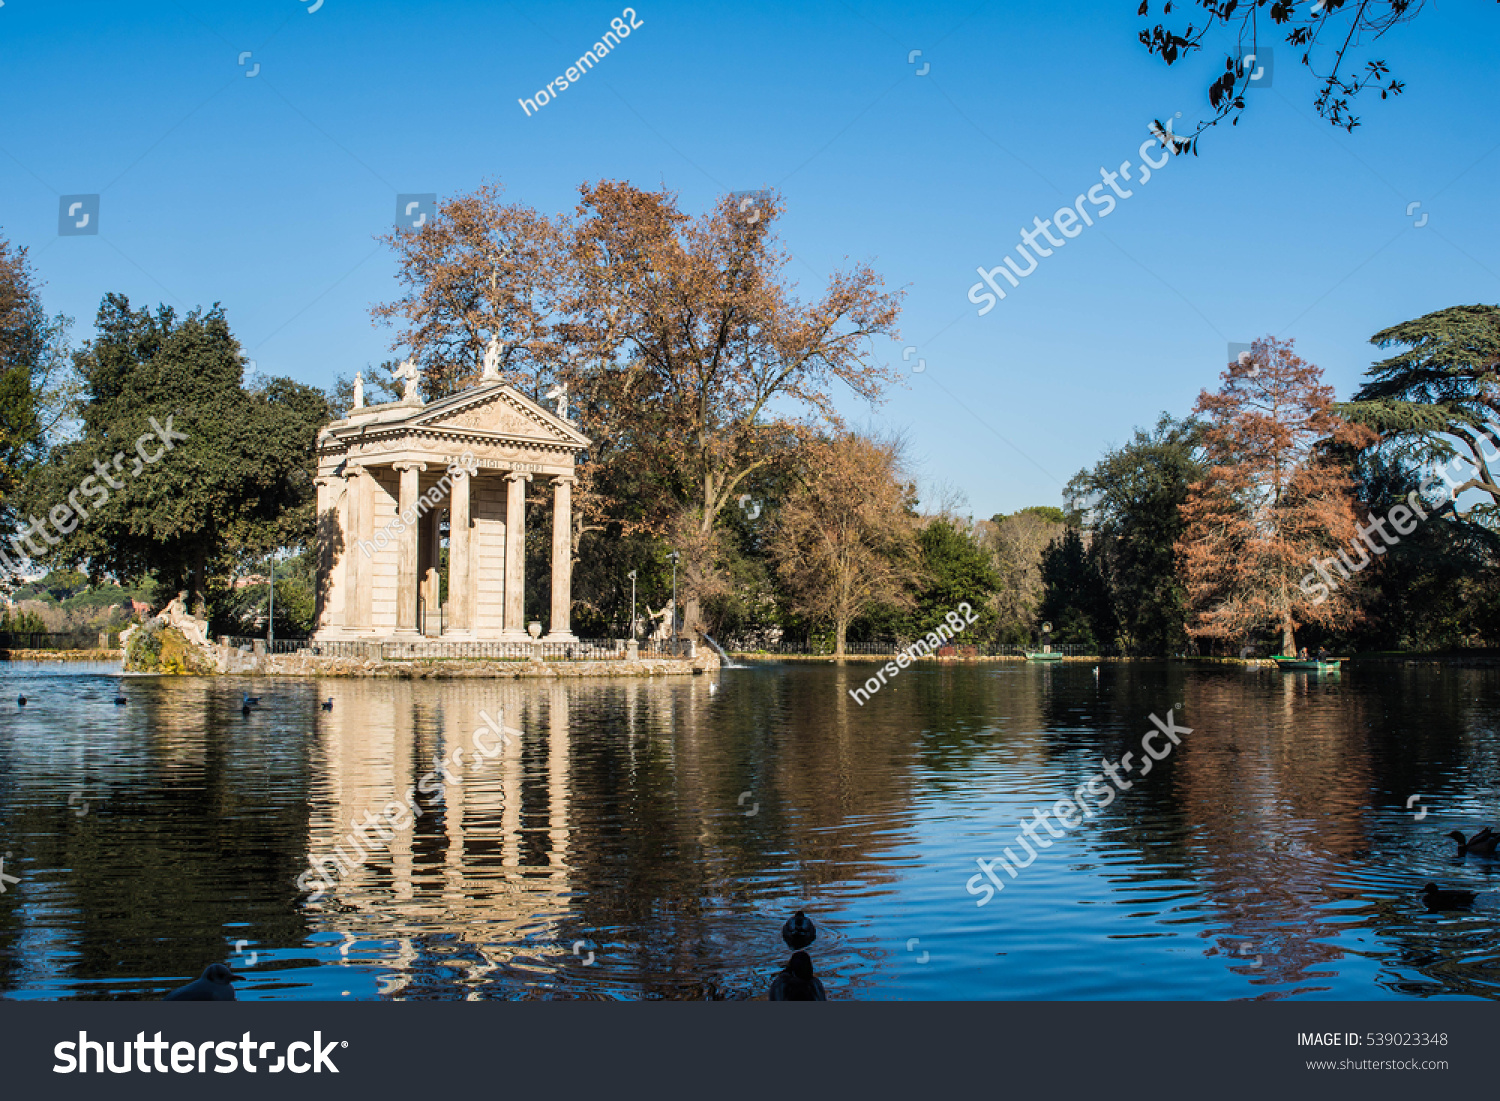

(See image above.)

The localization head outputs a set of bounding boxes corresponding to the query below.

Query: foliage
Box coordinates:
[904,518,1001,642]
[124,620,213,675]
[374,179,905,637]
[0,233,72,573]
[18,295,330,610]
[1038,527,1113,647]
[771,432,923,656]
[373,180,565,398]
[124,618,163,670]
[1176,336,1375,654]
[0,606,47,634]
[981,508,1066,644]
[212,551,319,638]
[1339,304,1500,522]
[1066,414,1204,653]
[1136,0,1431,149]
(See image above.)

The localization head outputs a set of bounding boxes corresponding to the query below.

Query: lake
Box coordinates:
[1,658,1497,1000]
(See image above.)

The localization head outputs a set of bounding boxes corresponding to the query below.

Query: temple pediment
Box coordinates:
[412,383,589,448]
[323,382,589,453]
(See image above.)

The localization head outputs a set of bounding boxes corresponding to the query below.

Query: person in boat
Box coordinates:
[1298,647,1309,660]
[1316,646,1327,662]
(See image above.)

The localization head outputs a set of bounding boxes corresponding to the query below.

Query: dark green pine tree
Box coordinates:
[1038,526,1113,647]
[1340,304,1500,520]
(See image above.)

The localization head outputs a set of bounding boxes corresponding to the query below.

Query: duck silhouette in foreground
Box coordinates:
[1448,828,1498,857]
[1422,883,1478,911]
[320,698,334,711]
[113,694,127,705]
[782,910,816,950]
[16,695,25,707]
[242,693,260,707]
[164,963,241,1001]
[769,951,827,1001]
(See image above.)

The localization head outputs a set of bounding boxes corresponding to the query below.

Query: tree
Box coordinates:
[771,432,922,658]
[1176,337,1375,655]
[905,518,1001,643]
[1137,0,1436,151]
[1,234,71,570]
[1067,414,1204,653]
[981,508,1066,644]
[1344,450,1500,650]
[562,181,904,636]
[1340,304,1500,520]
[18,295,328,607]
[373,180,565,397]
[1038,527,1113,646]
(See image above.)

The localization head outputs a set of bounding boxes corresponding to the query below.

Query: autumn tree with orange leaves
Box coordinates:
[375,178,904,637]
[374,181,565,397]
[1175,337,1376,656]
[559,182,903,634]
[772,432,923,657]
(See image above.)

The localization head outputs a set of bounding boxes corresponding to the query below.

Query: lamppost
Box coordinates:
[667,551,680,651]
[266,553,277,647]
[627,569,637,640]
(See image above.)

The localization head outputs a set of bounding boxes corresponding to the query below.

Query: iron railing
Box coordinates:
[221,636,312,654]
[0,630,117,650]
[220,637,652,662]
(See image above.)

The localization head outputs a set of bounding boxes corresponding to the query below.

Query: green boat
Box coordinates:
[1271,656,1345,672]
[1025,651,1065,662]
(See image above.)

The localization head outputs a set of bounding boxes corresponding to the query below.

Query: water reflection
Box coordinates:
[0,660,1497,1000]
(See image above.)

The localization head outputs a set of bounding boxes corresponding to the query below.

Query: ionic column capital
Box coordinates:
[393,461,428,474]
[505,471,533,484]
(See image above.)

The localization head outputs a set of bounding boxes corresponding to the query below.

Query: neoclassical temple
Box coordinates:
[312,363,589,642]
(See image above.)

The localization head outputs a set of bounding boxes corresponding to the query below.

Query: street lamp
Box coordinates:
[626,569,637,641]
[266,553,277,647]
[667,551,680,651]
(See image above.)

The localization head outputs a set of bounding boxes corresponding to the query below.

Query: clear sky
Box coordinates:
[2,0,1496,518]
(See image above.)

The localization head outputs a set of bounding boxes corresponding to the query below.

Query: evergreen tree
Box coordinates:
[16,295,329,609]
[1067,414,1203,654]
[1341,304,1500,521]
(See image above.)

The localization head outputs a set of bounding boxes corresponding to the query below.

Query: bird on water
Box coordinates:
[769,951,827,1001]
[16,695,25,707]
[320,698,333,711]
[1448,828,1498,857]
[164,963,241,1001]
[782,910,816,950]
[1421,883,1478,911]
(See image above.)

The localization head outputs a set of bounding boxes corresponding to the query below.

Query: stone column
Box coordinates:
[501,472,531,640]
[314,476,335,630]
[422,506,442,634]
[544,476,576,641]
[344,465,372,634]
[393,462,426,638]
[446,468,474,638]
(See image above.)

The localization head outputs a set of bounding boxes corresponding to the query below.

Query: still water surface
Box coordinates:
[1,659,1497,1000]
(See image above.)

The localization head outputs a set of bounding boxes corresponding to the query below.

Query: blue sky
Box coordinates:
[2,0,1496,518]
